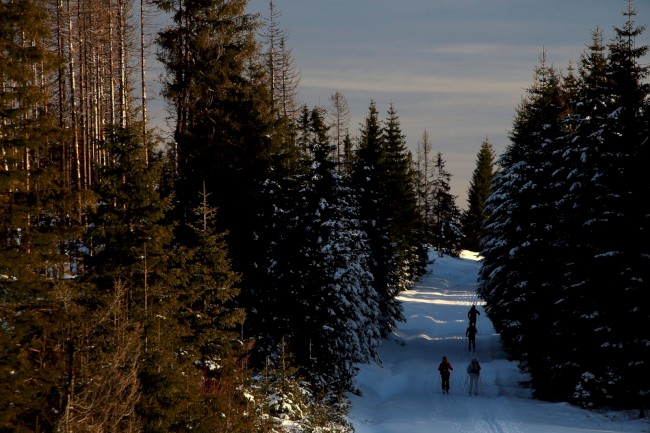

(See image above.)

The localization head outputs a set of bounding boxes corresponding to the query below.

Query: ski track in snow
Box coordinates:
[349,253,649,433]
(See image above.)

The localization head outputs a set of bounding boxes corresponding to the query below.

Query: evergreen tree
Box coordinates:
[567,6,650,408]
[478,56,571,393]
[461,138,496,252]
[430,152,462,256]
[617,9,650,412]
[164,186,265,432]
[83,127,178,432]
[415,130,435,243]
[242,104,307,362]
[154,0,277,299]
[352,101,403,337]
[266,107,382,392]
[479,8,650,410]
[382,104,429,285]
[248,171,303,360]
[555,28,615,407]
[0,2,85,431]
[302,107,381,391]
[152,4,305,400]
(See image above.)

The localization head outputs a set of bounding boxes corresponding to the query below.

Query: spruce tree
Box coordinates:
[242,104,307,362]
[299,107,381,391]
[382,104,429,286]
[568,6,650,408]
[480,10,650,409]
[262,106,381,392]
[349,102,427,338]
[352,101,403,337]
[556,28,615,407]
[154,0,276,295]
[0,1,85,431]
[83,127,177,432]
[163,187,264,432]
[478,57,570,393]
[430,152,462,256]
[461,138,496,252]
[617,11,650,413]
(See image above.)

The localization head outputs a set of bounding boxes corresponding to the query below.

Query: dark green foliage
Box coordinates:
[479,7,650,411]
[157,188,254,433]
[175,187,244,359]
[0,2,84,431]
[153,2,293,378]
[82,127,259,432]
[461,138,496,252]
[254,106,382,393]
[85,127,174,305]
[382,104,429,284]
[1,0,289,430]
[430,152,462,256]
[154,0,276,272]
[567,7,650,409]
[83,127,177,431]
[352,101,402,337]
[351,101,427,337]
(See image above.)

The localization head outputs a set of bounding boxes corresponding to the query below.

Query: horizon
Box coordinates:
[244,0,650,207]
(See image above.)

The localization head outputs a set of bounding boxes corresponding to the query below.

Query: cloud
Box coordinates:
[301,68,530,97]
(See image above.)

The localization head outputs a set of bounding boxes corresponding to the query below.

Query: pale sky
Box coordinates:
[245,0,650,207]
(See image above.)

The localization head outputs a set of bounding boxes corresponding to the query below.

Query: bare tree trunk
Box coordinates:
[328,91,350,167]
[108,0,116,126]
[418,130,434,235]
[67,0,81,192]
[118,0,127,129]
[91,47,99,178]
[143,243,148,354]
[57,282,143,433]
[77,0,88,189]
[56,0,69,187]
[21,30,31,194]
[140,0,148,165]
[175,0,188,142]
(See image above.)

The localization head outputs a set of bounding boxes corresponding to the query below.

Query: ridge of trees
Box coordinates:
[0,0,445,431]
[478,5,649,412]
[9,0,646,429]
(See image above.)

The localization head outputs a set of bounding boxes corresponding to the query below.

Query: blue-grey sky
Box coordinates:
[245,0,650,207]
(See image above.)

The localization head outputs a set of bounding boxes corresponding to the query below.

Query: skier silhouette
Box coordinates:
[438,356,453,394]
[468,304,480,326]
[466,323,477,352]
[466,358,481,396]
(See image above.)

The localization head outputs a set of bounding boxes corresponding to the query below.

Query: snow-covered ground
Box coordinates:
[349,251,649,433]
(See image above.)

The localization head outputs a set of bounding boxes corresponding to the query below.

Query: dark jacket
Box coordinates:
[467,359,481,375]
[468,305,480,321]
[438,357,453,376]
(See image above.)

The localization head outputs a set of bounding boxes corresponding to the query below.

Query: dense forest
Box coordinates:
[0,0,475,431]
[1,0,647,432]
[478,4,649,413]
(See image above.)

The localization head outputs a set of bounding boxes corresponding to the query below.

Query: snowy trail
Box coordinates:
[349,253,648,433]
